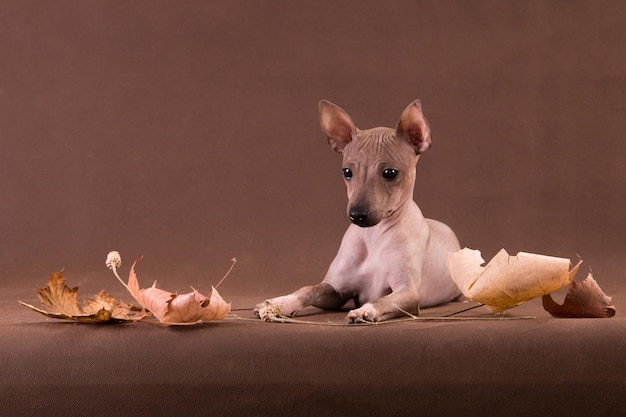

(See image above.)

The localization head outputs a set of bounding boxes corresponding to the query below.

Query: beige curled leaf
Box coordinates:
[127,259,231,325]
[447,248,582,313]
[542,272,616,318]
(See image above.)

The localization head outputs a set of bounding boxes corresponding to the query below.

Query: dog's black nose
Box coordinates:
[349,208,372,227]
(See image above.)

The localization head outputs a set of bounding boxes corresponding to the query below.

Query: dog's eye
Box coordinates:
[342,168,353,179]
[382,168,399,180]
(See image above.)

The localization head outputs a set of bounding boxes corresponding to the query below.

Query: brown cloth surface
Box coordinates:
[1,1,625,415]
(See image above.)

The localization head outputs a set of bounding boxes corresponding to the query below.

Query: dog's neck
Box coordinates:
[356,199,424,240]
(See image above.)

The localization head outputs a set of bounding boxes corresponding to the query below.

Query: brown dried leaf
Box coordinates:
[542,273,616,318]
[82,290,122,315]
[19,270,146,323]
[447,248,582,313]
[126,259,231,325]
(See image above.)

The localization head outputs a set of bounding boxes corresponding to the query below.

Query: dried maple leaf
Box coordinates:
[19,270,146,323]
[542,272,616,318]
[113,255,232,326]
[447,248,582,313]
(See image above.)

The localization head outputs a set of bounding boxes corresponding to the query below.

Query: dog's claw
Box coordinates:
[346,315,375,324]
[345,304,381,323]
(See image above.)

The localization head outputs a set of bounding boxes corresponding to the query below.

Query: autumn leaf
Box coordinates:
[106,251,232,326]
[447,248,582,313]
[19,270,146,323]
[126,259,231,325]
[542,272,616,318]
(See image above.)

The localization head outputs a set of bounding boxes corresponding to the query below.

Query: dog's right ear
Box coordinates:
[319,100,356,153]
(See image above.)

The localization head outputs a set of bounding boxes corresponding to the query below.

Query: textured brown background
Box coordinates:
[1,1,625,415]
[2,0,625,291]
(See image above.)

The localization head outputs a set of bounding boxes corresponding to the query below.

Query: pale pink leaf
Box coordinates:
[127,259,231,325]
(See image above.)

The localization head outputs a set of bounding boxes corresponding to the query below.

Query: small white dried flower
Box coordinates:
[106,251,122,270]
[106,250,127,289]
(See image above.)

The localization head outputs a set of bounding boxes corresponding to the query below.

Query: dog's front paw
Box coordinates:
[254,301,284,321]
[254,295,304,321]
[345,303,381,323]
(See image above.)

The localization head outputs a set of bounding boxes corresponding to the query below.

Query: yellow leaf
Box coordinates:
[447,248,582,313]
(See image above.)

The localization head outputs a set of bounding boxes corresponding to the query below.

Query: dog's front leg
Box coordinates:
[254,282,345,319]
[346,285,420,323]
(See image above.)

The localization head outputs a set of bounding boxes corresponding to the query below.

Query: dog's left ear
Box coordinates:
[396,100,432,154]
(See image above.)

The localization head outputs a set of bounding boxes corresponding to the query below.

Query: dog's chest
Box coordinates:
[326,219,426,301]
[339,244,412,303]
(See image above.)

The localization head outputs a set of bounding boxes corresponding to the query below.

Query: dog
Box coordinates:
[255,99,461,323]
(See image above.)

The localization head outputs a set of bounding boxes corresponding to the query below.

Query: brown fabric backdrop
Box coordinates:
[2,1,625,293]
[1,2,625,415]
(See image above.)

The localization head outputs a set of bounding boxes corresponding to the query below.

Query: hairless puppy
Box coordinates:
[255,100,461,323]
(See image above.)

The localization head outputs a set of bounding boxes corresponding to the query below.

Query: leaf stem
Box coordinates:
[215,257,237,289]
[443,303,486,317]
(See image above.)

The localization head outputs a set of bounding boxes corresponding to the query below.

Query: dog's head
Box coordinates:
[319,100,432,227]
